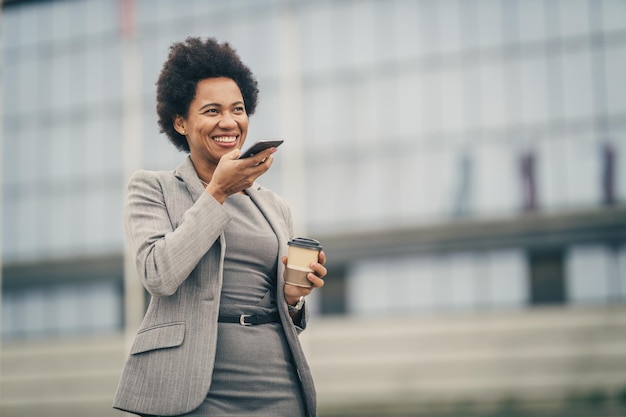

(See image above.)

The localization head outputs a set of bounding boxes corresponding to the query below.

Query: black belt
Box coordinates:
[217,312,281,326]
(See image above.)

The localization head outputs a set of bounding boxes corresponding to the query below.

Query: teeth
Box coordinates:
[213,136,237,143]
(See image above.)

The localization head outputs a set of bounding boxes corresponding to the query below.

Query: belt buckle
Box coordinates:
[239,314,252,326]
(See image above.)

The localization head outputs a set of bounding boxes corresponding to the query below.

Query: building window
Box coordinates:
[319,264,347,315]
[1,256,124,340]
[529,250,566,304]
[2,278,123,340]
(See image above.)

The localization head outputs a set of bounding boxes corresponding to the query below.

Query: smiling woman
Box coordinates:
[112,37,327,417]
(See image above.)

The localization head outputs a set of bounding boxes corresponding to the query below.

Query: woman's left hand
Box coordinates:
[282,251,327,306]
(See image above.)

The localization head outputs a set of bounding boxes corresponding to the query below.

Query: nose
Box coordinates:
[219,113,237,129]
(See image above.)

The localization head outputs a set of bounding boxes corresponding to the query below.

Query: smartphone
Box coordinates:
[238,139,284,159]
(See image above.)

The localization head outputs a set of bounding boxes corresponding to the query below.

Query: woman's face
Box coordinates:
[175,77,249,168]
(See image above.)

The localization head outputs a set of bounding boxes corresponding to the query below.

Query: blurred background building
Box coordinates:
[1,0,626,416]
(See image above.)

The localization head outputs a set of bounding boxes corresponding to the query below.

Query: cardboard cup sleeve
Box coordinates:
[285,237,323,288]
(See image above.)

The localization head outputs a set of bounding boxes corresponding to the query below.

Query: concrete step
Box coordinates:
[2,370,121,401]
[2,306,626,417]
[1,334,129,417]
[302,306,626,410]
[1,396,122,417]
[1,336,127,376]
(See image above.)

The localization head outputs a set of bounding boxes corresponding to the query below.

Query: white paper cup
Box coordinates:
[285,237,323,288]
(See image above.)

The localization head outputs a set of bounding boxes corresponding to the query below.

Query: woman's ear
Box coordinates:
[173,115,187,135]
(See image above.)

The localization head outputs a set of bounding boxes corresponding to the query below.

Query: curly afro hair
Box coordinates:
[156,37,259,152]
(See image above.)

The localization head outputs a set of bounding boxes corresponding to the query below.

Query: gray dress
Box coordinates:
[181,194,306,417]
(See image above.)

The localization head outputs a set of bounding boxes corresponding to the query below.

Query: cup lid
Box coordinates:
[288,237,322,250]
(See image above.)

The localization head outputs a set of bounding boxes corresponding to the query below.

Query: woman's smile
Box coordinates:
[213,135,238,144]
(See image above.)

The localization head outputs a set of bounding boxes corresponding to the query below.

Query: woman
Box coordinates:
[113,37,327,417]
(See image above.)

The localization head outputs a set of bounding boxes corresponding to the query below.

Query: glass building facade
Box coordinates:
[2,0,626,340]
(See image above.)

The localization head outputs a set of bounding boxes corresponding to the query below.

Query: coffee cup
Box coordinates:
[285,237,323,288]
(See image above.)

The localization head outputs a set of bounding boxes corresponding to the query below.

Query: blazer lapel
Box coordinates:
[174,156,206,202]
[246,185,290,294]
[246,185,289,244]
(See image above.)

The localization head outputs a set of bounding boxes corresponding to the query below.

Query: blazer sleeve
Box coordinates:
[125,170,231,297]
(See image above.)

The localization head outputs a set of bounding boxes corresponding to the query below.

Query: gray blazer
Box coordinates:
[113,157,316,416]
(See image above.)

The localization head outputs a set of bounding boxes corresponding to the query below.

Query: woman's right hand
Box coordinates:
[205,147,277,203]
